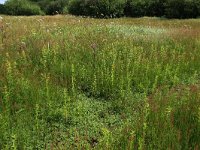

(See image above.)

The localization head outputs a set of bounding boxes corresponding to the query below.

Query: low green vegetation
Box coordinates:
[0,15,200,149]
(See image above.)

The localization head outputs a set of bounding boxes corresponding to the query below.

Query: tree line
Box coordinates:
[0,0,200,18]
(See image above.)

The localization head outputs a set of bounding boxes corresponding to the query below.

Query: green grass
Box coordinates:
[0,15,200,149]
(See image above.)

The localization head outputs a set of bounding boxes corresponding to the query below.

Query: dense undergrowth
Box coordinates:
[0,15,200,149]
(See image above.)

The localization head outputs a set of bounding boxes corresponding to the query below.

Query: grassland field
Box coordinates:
[0,15,200,149]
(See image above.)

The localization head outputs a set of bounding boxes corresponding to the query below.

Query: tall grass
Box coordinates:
[0,15,199,149]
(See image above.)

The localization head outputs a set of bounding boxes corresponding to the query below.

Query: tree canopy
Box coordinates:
[0,0,199,19]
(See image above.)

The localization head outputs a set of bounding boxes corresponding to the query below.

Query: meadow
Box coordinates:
[0,15,200,149]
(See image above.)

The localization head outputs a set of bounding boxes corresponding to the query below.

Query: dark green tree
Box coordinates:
[35,0,68,15]
[4,0,44,16]
[1,0,200,18]
[165,0,200,18]
[145,0,166,17]
[68,0,126,18]
[0,4,6,14]
[125,0,147,17]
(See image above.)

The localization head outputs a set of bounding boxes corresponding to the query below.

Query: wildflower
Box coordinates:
[166,106,172,116]
[20,42,26,51]
[91,43,97,50]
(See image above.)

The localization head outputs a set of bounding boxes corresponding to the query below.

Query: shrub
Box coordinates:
[46,0,68,15]
[0,4,6,14]
[124,0,166,17]
[97,0,126,18]
[62,6,69,14]
[145,0,166,17]
[124,0,147,17]
[165,0,200,18]
[36,0,68,15]
[68,0,126,18]
[4,0,44,16]
[68,0,88,16]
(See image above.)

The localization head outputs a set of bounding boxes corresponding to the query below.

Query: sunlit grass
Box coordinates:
[0,15,200,149]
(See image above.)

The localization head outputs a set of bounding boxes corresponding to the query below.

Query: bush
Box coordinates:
[37,0,68,15]
[46,0,68,15]
[68,0,126,18]
[4,0,44,16]
[62,6,69,14]
[165,0,200,18]
[124,0,166,17]
[68,0,87,16]
[125,0,200,18]
[97,0,126,18]
[124,0,147,17]
[0,4,6,14]
[145,0,166,17]
[2,0,200,18]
